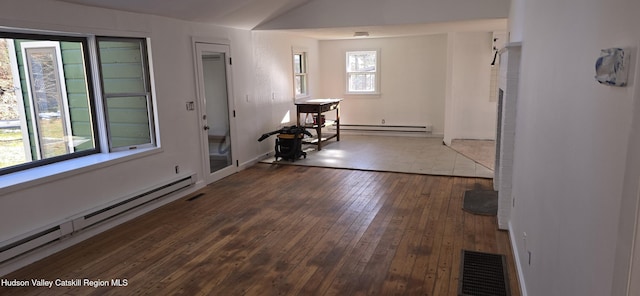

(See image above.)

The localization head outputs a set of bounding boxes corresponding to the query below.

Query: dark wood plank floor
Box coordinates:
[1,164,520,296]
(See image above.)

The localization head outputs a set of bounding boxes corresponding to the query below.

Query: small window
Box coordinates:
[97,37,155,151]
[346,50,379,94]
[293,51,308,98]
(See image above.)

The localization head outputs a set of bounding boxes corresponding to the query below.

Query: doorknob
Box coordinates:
[204,125,210,130]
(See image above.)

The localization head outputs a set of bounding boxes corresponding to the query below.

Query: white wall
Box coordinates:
[250,30,320,153]
[444,32,497,143]
[507,0,525,42]
[317,32,498,139]
[317,35,447,133]
[0,0,318,271]
[508,0,640,295]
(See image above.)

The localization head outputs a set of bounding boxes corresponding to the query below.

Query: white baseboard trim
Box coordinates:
[509,221,528,296]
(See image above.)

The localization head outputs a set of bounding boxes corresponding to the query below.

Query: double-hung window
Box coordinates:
[346,50,379,94]
[0,30,156,175]
[97,37,155,150]
[293,51,308,98]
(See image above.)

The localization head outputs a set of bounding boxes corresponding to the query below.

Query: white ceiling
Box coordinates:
[57,0,508,39]
[58,0,312,30]
[283,19,508,40]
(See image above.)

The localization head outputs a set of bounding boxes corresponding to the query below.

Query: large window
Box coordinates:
[0,31,155,175]
[293,51,308,98]
[346,50,379,94]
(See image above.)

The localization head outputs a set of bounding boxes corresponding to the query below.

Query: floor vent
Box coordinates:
[187,193,205,201]
[459,250,511,296]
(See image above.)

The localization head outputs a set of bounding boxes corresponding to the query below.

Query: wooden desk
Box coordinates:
[295,98,341,150]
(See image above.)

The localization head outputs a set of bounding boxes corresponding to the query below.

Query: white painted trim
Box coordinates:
[6,39,32,161]
[21,41,75,154]
[239,154,267,171]
[344,48,381,95]
[0,147,163,194]
[626,177,640,295]
[192,40,239,184]
[292,47,310,100]
[509,221,527,296]
[86,35,110,153]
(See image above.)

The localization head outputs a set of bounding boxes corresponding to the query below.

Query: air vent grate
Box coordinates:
[187,193,205,202]
[459,250,510,296]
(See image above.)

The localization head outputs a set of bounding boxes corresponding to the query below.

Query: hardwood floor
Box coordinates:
[2,164,520,295]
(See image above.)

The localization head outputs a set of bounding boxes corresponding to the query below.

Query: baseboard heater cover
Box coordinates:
[333,124,432,134]
[0,174,195,264]
[0,222,73,264]
[73,174,195,230]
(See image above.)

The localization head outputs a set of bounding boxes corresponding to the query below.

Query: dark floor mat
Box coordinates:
[459,250,511,296]
[462,190,498,216]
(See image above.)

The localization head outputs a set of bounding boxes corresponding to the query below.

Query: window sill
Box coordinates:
[0,147,162,195]
[345,92,381,97]
[295,95,311,100]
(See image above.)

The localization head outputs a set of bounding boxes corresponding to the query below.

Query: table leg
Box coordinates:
[336,105,340,141]
[316,110,322,150]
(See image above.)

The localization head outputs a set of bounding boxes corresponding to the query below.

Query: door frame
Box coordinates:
[628,178,640,295]
[192,39,239,184]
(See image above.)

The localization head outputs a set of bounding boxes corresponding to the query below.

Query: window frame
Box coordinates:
[0,29,158,177]
[96,36,156,151]
[0,32,100,175]
[345,49,380,95]
[292,48,309,99]
[21,41,75,158]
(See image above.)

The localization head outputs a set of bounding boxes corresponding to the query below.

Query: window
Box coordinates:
[97,37,155,150]
[346,50,379,94]
[0,31,156,175]
[293,51,308,98]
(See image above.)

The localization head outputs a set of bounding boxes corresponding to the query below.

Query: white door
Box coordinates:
[194,42,238,184]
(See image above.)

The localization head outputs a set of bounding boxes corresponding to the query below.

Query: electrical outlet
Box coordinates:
[528,251,532,265]
[175,165,180,174]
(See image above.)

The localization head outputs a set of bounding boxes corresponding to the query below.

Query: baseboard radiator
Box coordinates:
[0,174,196,264]
[331,124,432,135]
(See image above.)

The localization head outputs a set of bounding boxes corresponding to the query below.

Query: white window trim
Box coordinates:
[0,147,162,194]
[21,41,74,157]
[96,37,157,152]
[292,47,310,99]
[0,28,160,181]
[345,49,381,96]
[7,40,34,161]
